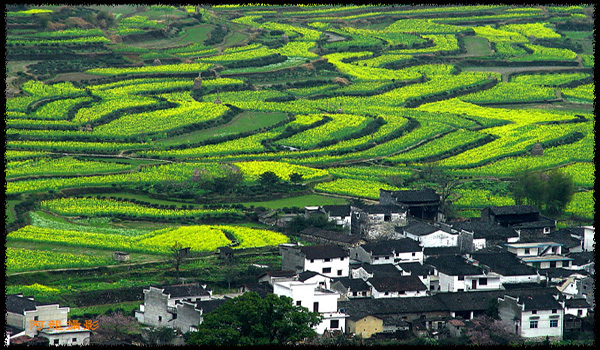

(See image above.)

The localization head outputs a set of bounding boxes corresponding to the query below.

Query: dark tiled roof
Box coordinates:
[322,205,351,217]
[360,238,422,255]
[241,282,274,298]
[160,283,210,298]
[300,244,348,260]
[423,246,461,256]
[353,263,404,278]
[358,205,406,214]
[196,299,228,314]
[426,255,483,276]
[435,290,506,311]
[470,252,539,276]
[544,268,589,279]
[397,262,436,276]
[487,205,539,216]
[260,270,298,278]
[298,270,321,282]
[5,294,49,315]
[384,188,440,203]
[332,277,370,291]
[403,221,455,236]
[368,275,427,292]
[515,293,562,311]
[451,220,518,239]
[564,298,591,308]
[338,296,448,321]
[512,216,556,229]
[566,252,594,266]
[300,227,361,244]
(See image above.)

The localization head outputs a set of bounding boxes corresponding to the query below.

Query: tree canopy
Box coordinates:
[186,292,322,346]
[511,168,574,216]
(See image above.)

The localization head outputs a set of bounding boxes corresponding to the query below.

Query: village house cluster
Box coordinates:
[5,188,594,345]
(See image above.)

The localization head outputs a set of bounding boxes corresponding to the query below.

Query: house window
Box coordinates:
[353,292,358,296]
[524,248,531,254]
[399,290,406,295]
[72,338,77,343]
[313,302,319,312]
[550,261,556,268]
[374,257,379,261]
[34,316,39,321]
[578,310,583,316]
[458,276,464,281]
[412,252,416,257]
[54,339,60,345]
[158,316,162,322]
[384,214,391,222]
[552,309,557,314]
[531,310,537,315]
[340,257,344,261]
[479,278,488,286]
[296,301,302,306]
[310,259,315,263]
[550,320,558,328]
[330,320,339,329]
[530,321,538,328]
[323,267,332,274]
[324,258,331,262]
[385,292,389,296]
[457,289,464,292]
[544,227,551,234]
[337,270,343,276]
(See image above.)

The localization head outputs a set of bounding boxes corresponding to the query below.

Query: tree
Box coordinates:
[510,168,574,216]
[90,312,141,344]
[289,172,304,184]
[170,241,185,278]
[259,171,281,189]
[420,162,460,221]
[464,315,522,346]
[545,169,575,216]
[186,292,322,346]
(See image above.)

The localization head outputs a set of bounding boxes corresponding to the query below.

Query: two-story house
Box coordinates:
[135,283,212,329]
[379,188,442,221]
[497,292,564,341]
[367,275,428,298]
[5,294,90,346]
[451,220,519,251]
[330,277,372,300]
[349,238,423,265]
[505,242,574,269]
[401,221,459,248]
[481,205,556,238]
[321,205,352,227]
[279,243,350,278]
[427,255,502,292]
[273,280,349,334]
[351,205,407,240]
[468,251,542,285]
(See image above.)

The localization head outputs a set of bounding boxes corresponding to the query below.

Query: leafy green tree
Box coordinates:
[259,171,281,189]
[289,172,304,184]
[186,292,322,346]
[511,168,574,216]
[143,326,175,345]
[545,169,575,216]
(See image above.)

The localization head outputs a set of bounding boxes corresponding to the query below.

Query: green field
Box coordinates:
[4,4,594,279]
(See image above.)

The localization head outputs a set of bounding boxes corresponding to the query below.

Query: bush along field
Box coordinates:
[5,4,594,307]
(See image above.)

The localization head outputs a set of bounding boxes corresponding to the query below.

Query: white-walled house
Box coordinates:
[505,242,564,257]
[5,294,90,346]
[321,205,352,228]
[468,252,542,285]
[402,221,458,248]
[580,226,594,252]
[498,293,564,341]
[349,238,423,265]
[561,298,590,318]
[135,283,212,328]
[280,243,350,278]
[366,275,428,298]
[273,280,348,334]
[427,255,502,292]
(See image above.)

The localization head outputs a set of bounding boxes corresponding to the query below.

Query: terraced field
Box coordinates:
[5,4,595,273]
